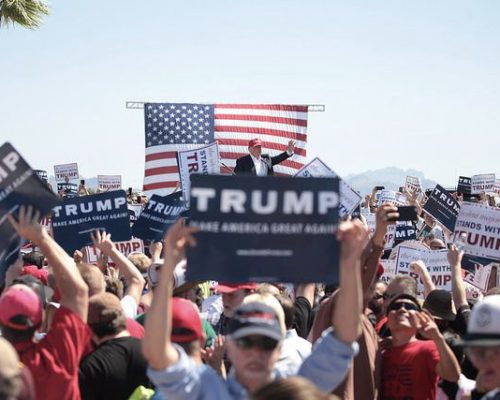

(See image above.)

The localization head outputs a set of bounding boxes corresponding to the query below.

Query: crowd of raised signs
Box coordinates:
[1,142,500,400]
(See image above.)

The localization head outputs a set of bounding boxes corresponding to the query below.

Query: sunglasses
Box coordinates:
[373,293,384,300]
[387,301,419,313]
[235,336,279,352]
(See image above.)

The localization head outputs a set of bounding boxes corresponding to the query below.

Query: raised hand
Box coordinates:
[410,311,441,341]
[90,230,115,255]
[7,205,44,243]
[337,219,370,261]
[164,219,199,266]
[287,140,296,154]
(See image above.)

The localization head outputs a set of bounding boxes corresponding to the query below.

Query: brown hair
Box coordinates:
[250,377,339,400]
[77,263,105,296]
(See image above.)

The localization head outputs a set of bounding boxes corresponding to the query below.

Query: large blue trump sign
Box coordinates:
[51,190,131,253]
[187,175,341,284]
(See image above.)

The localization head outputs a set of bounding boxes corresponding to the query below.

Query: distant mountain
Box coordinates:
[344,167,438,196]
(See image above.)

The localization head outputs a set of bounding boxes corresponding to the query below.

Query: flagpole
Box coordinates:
[125,102,325,112]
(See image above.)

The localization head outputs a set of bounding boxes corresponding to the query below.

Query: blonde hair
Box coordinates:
[243,293,286,339]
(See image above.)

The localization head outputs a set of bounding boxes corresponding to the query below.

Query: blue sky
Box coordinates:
[1,0,499,190]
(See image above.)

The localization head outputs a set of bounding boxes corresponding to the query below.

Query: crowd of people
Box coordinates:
[1,141,500,400]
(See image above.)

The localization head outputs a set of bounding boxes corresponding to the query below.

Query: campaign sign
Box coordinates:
[54,163,79,183]
[127,204,143,225]
[394,223,417,245]
[83,238,144,265]
[453,202,500,261]
[463,263,492,292]
[51,190,131,253]
[187,175,340,284]
[377,190,399,206]
[295,157,361,217]
[57,183,78,196]
[395,246,451,296]
[98,175,122,191]
[0,142,61,217]
[471,173,495,194]
[379,259,396,284]
[178,143,220,202]
[405,176,422,193]
[457,176,471,195]
[0,218,22,286]
[423,185,460,232]
[131,192,187,242]
[34,169,48,182]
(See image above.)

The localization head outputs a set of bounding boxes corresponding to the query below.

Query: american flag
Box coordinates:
[143,103,308,194]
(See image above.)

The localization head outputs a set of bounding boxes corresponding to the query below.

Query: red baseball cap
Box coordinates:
[216,283,258,294]
[0,284,43,331]
[21,265,49,285]
[171,297,203,343]
[248,138,262,147]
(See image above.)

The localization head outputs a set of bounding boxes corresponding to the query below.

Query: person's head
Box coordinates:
[274,294,295,331]
[429,239,446,250]
[171,297,204,357]
[87,292,127,341]
[250,376,339,400]
[104,275,124,299]
[0,284,43,343]
[22,251,44,269]
[217,283,257,318]
[226,302,283,392]
[368,280,387,317]
[128,252,151,276]
[460,295,500,391]
[386,293,421,337]
[243,293,286,338]
[423,289,456,332]
[424,213,436,227]
[248,138,263,159]
[0,337,22,400]
[77,263,105,296]
[383,275,418,311]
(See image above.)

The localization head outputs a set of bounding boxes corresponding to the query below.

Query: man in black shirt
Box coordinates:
[79,292,151,400]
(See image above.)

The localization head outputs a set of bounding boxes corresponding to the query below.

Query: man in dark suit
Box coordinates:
[233,138,295,176]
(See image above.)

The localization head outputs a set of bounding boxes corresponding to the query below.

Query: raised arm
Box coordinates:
[410,260,435,298]
[333,220,370,343]
[361,205,397,300]
[8,206,89,321]
[91,230,145,306]
[142,220,198,370]
[411,311,460,382]
[447,245,467,308]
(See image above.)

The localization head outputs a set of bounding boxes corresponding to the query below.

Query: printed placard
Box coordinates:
[98,175,122,191]
[127,204,143,224]
[131,192,187,241]
[377,190,399,206]
[57,183,78,197]
[395,246,451,296]
[394,223,417,245]
[187,175,340,284]
[0,142,61,217]
[83,238,144,265]
[463,263,492,292]
[295,157,362,216]
[379,259,396,284]
[51,190,131,253]
[457,176,471,195]
[0,218,22,286]
[178,143,220,202]
[34,169,48,182]
[495,179,500,195]
[423,185,460,232]
[471,173,495,194]
[405,176,422,193]
[453,202,500,261]
[54,163,79,183]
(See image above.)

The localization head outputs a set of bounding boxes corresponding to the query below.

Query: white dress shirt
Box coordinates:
[250,154,268,176]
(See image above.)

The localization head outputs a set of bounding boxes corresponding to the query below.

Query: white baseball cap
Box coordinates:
[459,295,500,347]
